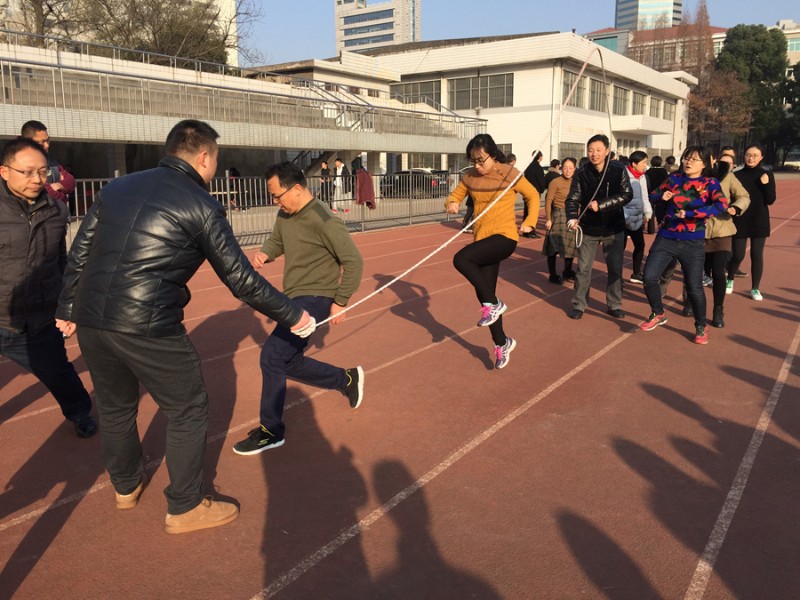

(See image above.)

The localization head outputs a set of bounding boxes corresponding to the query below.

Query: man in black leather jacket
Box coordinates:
[0,137,96,438]
[565,134,632,320]
[56,120,315,534]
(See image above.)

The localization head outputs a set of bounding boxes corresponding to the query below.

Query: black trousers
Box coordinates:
[0,323,92,423]
[78,327,208,515]
[453,234,517,345]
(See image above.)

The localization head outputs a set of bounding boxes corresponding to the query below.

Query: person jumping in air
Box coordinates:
[445,134,539,369]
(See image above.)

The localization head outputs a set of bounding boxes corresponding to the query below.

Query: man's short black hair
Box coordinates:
[265,161,307,189]
[20,120,47,138]
[1,137,47,165]
[650,155,663,167]
[165,120,219,157]
[587,134,610,148]
[550,159,560,168]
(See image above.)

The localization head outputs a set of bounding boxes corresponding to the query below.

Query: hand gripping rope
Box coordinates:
[312,42,616,329]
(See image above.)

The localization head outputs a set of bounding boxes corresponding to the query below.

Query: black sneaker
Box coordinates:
[733,270,747,278]
[73,416,97,438]
[233,425,284,455]
[343,366,364,409]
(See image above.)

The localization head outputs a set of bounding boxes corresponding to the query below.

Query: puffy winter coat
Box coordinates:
[0,183,68,334]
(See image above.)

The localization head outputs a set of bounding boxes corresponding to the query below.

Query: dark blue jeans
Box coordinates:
[0,323,92,423]
[259,296,346,438]
[643,237,707,327]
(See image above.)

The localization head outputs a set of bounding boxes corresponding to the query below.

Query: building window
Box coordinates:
[632,92,646,115]
[447,73,514,110]
[559,142,584,160]
[589,79,607,112]
[343,9,394,25]
[344,22,393,36]
[343,34,394,48]
[563,71,585,108]
[663,101,676,121]
[390,80,442,106]
[497,143,512,157]
[650,97,662,118]
[612,86,629,116]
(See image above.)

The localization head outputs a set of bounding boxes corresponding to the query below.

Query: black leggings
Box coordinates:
[728,237,766,289]
[707,250,729,308]
[624,226,646,275]
[453,234,517,345]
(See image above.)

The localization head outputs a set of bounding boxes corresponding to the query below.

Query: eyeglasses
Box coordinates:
[3,165,49,180]
[682,156,704,164]
[469,155,490,165]
[743,153,761,159]
[269,185,296,202]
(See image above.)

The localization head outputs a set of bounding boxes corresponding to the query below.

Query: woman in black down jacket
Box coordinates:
[726,144,776,301]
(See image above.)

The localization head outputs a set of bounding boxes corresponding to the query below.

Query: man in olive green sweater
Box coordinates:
[234,162,364,455]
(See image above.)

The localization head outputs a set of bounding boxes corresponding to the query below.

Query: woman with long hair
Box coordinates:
[542,157,577,283]
[639,145,728,344]
[445,134,539,369]
[726,144,776,301]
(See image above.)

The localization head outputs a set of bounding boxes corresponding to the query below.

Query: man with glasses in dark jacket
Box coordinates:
[56,120,315,534]
[0,137,96,438]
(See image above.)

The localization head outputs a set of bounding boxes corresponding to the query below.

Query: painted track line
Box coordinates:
[683,322,800,600]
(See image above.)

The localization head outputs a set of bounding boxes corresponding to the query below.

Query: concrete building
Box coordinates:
[334,0,421,55]
[356,32,693,168]
[777,19,800,70]
[0,31,479,180]
[616,0,683,31]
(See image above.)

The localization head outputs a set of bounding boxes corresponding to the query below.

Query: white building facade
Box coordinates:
[365,32,692,169]
[334,0,421,55]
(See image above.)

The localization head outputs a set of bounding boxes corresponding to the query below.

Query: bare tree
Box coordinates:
[3,0,263,65]
[688,68,752,146]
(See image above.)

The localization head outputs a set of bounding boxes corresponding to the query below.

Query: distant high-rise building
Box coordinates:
[616,0,682,30]
[334,0,421,55]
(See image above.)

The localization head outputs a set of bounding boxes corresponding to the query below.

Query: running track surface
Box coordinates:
[2,175,799,600]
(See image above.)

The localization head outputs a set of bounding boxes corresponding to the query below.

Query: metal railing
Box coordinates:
[66,172,476,248]
[0,57,481,140]
[0,27,485,141]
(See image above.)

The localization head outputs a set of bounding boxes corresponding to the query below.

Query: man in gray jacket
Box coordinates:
[57,120,315,534]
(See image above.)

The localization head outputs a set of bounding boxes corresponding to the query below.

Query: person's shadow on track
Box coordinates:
[259,399,369,596]
[614,383,800,600]
[373,274,492,369]
[190,308,269,485]
[0,429,105,598]
[371,459,501,598]
[556,510,663,599]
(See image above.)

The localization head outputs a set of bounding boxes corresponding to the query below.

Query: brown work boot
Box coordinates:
[164,497,239,534]
[115,474,147,510]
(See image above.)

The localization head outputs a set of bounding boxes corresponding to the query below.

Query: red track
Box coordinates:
[2,175,799,599]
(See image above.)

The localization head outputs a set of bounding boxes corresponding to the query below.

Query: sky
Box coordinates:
[247,0,793,66]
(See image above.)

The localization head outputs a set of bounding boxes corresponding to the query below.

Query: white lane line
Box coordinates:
[250,326,638,599]
[683,322,800,600]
